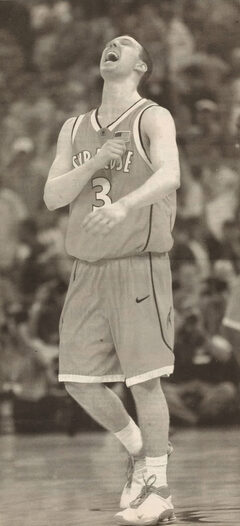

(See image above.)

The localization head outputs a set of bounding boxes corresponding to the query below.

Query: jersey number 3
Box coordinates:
[92,177,112,211]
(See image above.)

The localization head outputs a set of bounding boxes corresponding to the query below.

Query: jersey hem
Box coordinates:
[126,366,174,386]
[58,373,125,383]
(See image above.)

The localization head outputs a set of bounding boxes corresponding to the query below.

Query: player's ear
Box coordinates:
[134,61,147,74]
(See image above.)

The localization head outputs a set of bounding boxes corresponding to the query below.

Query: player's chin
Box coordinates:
[100,62,119,74]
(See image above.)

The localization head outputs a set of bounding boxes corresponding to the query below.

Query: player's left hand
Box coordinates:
[82,201,128,235]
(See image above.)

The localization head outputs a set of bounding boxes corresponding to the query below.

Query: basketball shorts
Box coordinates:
[58,253,174,387]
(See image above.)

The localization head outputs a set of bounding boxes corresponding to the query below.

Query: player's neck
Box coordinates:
[99,80,141,126]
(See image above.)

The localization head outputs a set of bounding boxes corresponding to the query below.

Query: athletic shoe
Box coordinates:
[120,441,174,510]
[116,475,176,525]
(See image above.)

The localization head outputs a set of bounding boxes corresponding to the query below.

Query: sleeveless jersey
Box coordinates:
[66,98,176,262]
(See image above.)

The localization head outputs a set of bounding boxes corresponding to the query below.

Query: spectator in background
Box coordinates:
[0,28,26,107]
[18,218,47,298]
[201,143,239,241]
[163,312,239,426]
[37,211,72,284]
[17,213,71,299]
[195,99,221,137]
[0,0,34,68]
[0,303,45,399]
[156,0,194,77]
[0,279,65,397]
[0,176,28,273]
[171,215,210,282]
[200,275,229,337]
[178,53,228,121]
[184,99,221,166]
[177,151,205,218]
[183,217,210,279]
[222,274,240,370]
[221,220,240,274]
[173,258,203,315]
[2,137,45,215]
[170,215,196,277]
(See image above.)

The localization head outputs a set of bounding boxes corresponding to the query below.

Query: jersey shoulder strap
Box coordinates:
[132,100,159,168]
[71,113,86,143]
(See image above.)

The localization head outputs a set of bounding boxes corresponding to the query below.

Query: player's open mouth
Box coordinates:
[104,50,119,63]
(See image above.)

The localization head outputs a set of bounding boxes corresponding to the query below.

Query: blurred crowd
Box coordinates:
[0,0,240,432]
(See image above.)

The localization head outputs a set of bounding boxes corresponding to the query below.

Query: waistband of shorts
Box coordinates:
[75,252,168,267]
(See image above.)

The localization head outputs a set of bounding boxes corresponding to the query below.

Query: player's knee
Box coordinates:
[131,377,162,402]
[65,381,104,405]
[65,381,89,400]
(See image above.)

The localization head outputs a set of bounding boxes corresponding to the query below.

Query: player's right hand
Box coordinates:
[94,139,126,169]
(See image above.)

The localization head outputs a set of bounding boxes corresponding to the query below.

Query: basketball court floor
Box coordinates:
[1,427,239,525]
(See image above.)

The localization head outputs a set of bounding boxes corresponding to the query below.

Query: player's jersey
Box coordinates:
[66,98,177,262]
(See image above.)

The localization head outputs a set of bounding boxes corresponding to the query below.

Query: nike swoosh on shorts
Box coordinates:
[136,295,150,304]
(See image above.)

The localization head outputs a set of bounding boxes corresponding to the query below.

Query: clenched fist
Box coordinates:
[94,139,126,170]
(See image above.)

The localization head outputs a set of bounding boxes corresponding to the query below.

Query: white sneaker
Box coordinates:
[116,476,176,525]
[120,442,174,510]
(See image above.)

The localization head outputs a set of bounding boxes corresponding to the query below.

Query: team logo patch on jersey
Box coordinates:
[114,130,131,143]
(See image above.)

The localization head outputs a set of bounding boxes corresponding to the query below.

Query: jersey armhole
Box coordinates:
[71,114,85,143]
[132,104,157,168]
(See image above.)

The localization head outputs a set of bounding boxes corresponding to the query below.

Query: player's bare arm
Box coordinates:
[122,106,180,208]
[44,118,126,210]
[83,107,180,235]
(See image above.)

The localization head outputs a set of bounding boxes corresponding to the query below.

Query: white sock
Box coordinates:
[114,418,143,456]
[133,457,146,480]
[145,455,168,487]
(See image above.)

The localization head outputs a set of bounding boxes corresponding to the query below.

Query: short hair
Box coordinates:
[138,44,153,93]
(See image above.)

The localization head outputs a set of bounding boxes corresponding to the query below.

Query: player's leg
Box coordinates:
[65,381,143,455]
[115,379,175,526]
[59,260,144,458]
[131,378,169,480]
[112,255,175,523]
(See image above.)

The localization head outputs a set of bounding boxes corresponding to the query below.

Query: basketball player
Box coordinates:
[44,35,180,525]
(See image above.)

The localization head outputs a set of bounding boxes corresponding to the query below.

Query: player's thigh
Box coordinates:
[108,254,174,381]
[59,260,117,377]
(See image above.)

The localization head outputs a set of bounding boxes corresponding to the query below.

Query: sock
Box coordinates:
[114,417,143,456]
[133,457,146,481]
[145,455,168,487]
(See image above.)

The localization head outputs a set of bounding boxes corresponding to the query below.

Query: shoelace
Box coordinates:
[130,475,170,509]
[126,456,135,488]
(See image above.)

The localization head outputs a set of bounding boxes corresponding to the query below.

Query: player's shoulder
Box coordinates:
[143,101,174,120]
[141,102,175,132]
[58,113,88,141]
[59,116,78,137]
[60,108,95,135]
